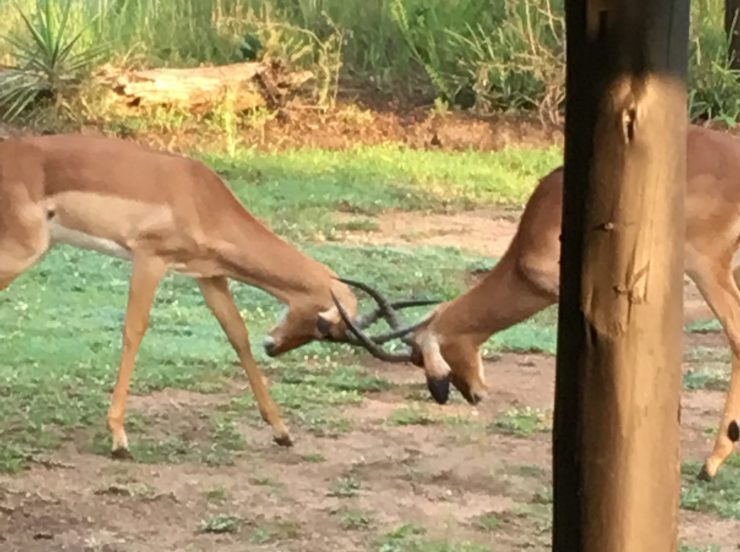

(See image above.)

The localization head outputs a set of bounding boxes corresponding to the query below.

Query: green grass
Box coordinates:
[328,475,362,498]
[490,406,553,438]
[335,507,376,530]
[198,514,242,534]
[249,520,301,544]
[683,368,729,392]
[385,406,437,427]
[678,545,722,552]
[681,458,740,519]
[471,513,502,533]
[686,319,723,334]
[377,523,490,552]
[0,144,559,471]
[202,144,562,241]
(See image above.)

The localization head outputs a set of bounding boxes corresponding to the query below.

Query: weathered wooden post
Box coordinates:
[553,1,690,551]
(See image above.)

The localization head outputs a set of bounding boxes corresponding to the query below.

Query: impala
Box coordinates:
[333,124,740,479]
[0,133,430,457]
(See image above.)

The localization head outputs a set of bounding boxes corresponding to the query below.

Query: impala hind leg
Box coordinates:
[0,210,50,290]
[688,261,740,479]
[197,276,292,447]
[108,257,166,459]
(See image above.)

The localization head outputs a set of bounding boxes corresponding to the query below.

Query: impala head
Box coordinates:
[263,279,359,357]
[331,292,489,406]
[407,308,489,405]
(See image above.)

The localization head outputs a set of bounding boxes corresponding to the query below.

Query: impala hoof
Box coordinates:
[111,447,134,461]
[426,375,450,404]
[697,463,714,482]
[273,431,294,448]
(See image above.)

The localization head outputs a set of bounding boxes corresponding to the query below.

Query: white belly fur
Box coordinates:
[49,219,133,260]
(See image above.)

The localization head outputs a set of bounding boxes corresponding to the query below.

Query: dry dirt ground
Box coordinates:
[1,207,738,551]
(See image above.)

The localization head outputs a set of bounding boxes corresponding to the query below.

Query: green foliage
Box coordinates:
[336,507,375,530]
[327,475,362,498]
[377,523,490,552]
[2,0,740,122]
[683,367,728,391]
[199,514,242,534]
[248,520,300,544]
[0,0,105,122]
[490,406,553,438]
[678,543,722,552]
[682,459,740,519]
[678,545,721,552]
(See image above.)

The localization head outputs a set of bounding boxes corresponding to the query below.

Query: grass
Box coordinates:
[335,507,375,530]
[681,457,740,519]
[249,520,301,544]
[471,513,502,533]
[0,143,558,472]
[490,406,553,437]
[202,144,562,241]
[683,367,729,392]
[377,523,490,552]
[198,514,242,534]
[328,475,362,498]
[385,406,437,427]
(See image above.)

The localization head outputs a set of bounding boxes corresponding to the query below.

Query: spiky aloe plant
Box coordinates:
[0,0,106,122]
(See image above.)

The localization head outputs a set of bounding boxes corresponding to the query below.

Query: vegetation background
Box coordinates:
[0,0,738,128]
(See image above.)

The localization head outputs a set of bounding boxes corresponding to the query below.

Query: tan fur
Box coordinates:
[409,124,740,478]
[0,133,358,453]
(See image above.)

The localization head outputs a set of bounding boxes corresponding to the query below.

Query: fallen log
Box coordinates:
[98,61,314,112]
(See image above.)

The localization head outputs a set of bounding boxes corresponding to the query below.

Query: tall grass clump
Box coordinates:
[689,0,740,123]
[0,0,106,123]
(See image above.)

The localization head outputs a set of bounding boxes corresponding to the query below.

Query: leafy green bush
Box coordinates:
[0,0,105,122]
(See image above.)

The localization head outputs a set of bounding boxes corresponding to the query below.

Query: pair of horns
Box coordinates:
[331,278,438,363]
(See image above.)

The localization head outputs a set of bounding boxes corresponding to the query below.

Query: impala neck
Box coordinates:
[223,212,336,306]
[434,254,555,346]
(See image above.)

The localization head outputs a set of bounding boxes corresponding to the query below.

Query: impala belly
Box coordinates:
[49,217,132,260]
[46,191,173,262]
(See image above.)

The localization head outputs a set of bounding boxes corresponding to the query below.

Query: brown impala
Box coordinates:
[0,133,431,457]
[334,124,740,480]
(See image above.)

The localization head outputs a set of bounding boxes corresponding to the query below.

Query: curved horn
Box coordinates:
[331,292,414,363]
[356,299,441,330]
[337,277,440,331]
[367,318,431,344]
[337,277,402,328]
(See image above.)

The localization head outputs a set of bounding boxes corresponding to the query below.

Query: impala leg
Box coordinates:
[688,263,740,479]
[108,257,166,459]
[197,276,292,447]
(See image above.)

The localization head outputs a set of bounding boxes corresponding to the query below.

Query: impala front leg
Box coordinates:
[689,262,740,479]
[108,257,166,459]
[197,277,292,447]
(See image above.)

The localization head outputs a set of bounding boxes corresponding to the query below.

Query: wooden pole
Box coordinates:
[553,1,689,551]
[727,0,740,70]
